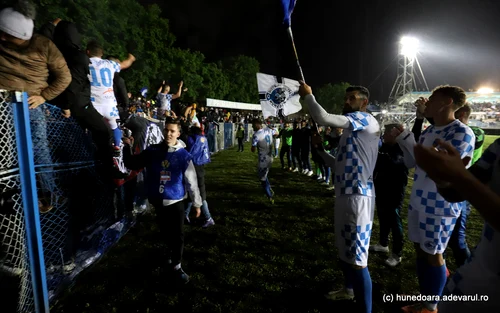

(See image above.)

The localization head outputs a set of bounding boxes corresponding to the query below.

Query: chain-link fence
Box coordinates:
[0,92,136,313]
[1,90,246,313]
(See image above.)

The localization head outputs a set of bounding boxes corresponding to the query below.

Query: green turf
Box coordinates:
[51,137,496,313]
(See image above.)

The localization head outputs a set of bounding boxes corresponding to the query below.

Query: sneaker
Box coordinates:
[369,243,389,253]
[202,218,215,228]
[307,170,314,177]
[289,167,293,171]
[301,169,307,174]
[171,267,189,284]
[385,254,402,267]
[317,175,323,181]
[293,168,299,173]
[327,186,335,191]
[325,288,355,301]
[321,182,329,186]
[401,303,437,313]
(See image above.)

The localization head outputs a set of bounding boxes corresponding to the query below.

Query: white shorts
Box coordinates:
[93,104,120,129]
[408,205,458,255]
[334,195,375,267]
[438,261,499,312]
[257,156,272,181]
[258,162,271,181]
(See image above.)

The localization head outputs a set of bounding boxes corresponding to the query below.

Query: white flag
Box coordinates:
[257,73,302,119]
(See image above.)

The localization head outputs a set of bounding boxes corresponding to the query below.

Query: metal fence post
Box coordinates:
[12,92,50,313]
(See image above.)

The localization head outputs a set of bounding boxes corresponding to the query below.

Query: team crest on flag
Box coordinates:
[257,73,302,119]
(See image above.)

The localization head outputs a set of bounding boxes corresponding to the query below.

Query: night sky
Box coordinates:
[140,0,500,102]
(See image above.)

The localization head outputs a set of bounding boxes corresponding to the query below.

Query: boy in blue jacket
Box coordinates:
[123,118,201,284]
[185,126,215,228]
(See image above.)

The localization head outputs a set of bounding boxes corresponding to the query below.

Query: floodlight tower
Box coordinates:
[388,37,429,108]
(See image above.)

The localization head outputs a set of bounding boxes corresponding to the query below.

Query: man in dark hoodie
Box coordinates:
[369,122,408,267]
[109,55,129,122]
[40,19,114,177]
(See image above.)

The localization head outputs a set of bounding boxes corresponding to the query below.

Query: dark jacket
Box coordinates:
[300,126,312,150]
[374,142,408,205]
[41,21,91,110]
[124,115,152,153]
[292,127,302,148]
[114,73,129,109]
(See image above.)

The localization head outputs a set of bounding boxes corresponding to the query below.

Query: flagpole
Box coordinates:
[287,27,320,134]
[287,27,305,83]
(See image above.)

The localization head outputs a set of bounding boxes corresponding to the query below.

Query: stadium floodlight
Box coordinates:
[382,110,388,114]
[477,87,494,94]
[400,36,419,59]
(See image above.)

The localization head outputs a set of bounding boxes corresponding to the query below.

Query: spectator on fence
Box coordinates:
[185,126,215,228]
[157,80,186,118]
[108,56,129,122]
[86,41,136,152]
[40,19,117,180]
[123,117,201,284]
[0,1,72,213]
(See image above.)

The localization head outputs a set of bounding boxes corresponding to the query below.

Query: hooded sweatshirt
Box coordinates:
[123,139,202,208]
[41,21,91,110]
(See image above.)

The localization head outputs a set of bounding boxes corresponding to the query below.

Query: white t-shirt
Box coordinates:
[410,120,475,216]
[252,127,278,166]
[334,112,380,197]
[89,57,121,107]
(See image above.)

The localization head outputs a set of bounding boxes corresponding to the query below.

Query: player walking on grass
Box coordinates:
[251,119,278,204]
[299,82,380,313]
[392,86,475,313]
